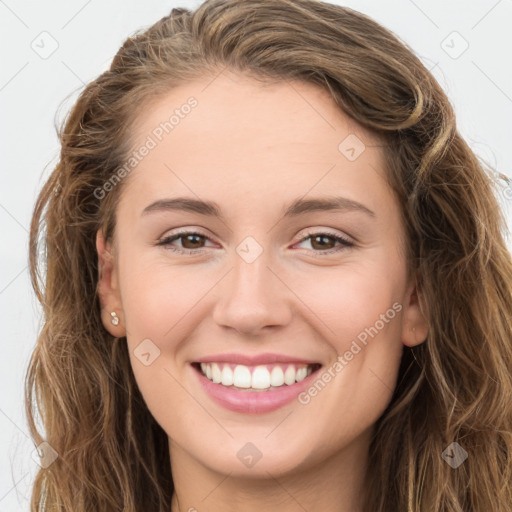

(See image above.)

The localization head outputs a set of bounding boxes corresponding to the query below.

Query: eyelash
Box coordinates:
[156,229,354,256]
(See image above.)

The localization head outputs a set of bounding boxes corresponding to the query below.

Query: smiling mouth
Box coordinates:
[191,362,322,391]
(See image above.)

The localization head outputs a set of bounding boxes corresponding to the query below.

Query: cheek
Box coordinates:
[119,257,214,343]
[117,260,213,431]
[289,272,404,454]
[294,260,405,340]
[290,261,406,414]
[116,257,213,401]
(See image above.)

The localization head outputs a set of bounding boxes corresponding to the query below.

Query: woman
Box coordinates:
[26,0,512,510]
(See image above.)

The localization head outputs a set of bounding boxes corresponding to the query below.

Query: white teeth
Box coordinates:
[270,366,284,387]
[211,363,222,384]
[198,362,316,390]
[283,365,296,385]
[221,365,233,386]
[296,367,307,382]
[233,365,252,388]
[251,365,271,389]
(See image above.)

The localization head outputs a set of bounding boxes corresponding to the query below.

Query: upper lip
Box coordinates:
[193,352,321,366]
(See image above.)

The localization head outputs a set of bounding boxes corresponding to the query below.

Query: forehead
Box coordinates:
[121,71,391,216]
[130,70,383,155]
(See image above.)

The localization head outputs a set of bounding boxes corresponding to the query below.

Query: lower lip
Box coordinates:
[192,364,321,414]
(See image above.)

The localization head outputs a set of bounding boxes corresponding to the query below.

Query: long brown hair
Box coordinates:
[26,0,512,510]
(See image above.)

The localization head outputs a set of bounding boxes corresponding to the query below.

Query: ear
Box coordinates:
[400,276,428,347]
[96,229,126,337]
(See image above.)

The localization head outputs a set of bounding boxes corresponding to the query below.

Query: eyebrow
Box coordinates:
[141,196,375,219]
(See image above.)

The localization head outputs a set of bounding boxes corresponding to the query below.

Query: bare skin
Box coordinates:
[96,70,428,512]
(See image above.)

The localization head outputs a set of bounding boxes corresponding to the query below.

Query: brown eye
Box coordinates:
[179,233,206,249]
[310,234,337,250]
[157,231,214,254]
[295,232,354,255]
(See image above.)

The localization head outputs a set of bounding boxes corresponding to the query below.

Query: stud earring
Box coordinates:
[110,311,120,326]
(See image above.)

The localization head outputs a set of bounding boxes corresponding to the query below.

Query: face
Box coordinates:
[97,70,427,479]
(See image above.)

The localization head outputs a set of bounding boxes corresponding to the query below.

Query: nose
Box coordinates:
[211,250,293,336]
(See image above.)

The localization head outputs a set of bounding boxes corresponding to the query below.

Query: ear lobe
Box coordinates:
[96,229,126,337]
[401,280,428,347]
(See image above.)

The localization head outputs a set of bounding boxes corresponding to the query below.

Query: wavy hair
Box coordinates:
[26,0,512,510]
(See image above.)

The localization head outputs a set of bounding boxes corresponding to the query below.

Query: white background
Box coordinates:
[1,0,511,509]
